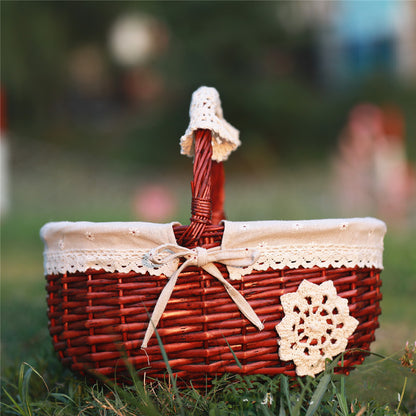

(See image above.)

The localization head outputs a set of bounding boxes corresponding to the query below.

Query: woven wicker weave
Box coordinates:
[45,128,383,384]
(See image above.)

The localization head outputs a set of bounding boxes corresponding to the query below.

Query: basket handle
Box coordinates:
[178,129,225,247]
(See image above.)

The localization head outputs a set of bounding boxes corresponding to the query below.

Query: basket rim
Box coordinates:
[40,216,386,233]
[40,217,386,277]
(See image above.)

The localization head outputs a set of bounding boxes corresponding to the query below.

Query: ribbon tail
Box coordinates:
[202,263,264,331]
[141,262,188,349]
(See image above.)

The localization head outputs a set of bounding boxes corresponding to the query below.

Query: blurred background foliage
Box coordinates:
[2,1,416,172]
[1,3,416,401]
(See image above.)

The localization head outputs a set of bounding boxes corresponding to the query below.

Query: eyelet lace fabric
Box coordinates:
[275,280,359,377]
[40,221,180,276]
[41,218,386,277]
[180,86,240,162]
[43,248,180,276]
[222,218,386,280]
[225,244,383,280]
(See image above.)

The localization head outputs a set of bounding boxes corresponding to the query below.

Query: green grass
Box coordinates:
[1,147,416,414]
[1,345,415,415]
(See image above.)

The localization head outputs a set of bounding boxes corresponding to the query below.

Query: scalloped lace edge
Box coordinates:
[43,244,382,277]
[43,249,179,276]
[227,244,383,280]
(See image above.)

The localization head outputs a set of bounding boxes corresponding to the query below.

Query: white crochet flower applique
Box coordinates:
[275,280,359,377]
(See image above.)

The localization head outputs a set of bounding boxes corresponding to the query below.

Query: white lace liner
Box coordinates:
[41,218,386,278]
[41,221,181,276]
[222,218,386,280]
[180,86,240,162]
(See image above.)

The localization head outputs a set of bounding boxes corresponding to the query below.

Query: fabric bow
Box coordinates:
[141,243,264,348]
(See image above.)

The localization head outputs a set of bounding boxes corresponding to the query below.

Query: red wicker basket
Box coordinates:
[41,87,386,384]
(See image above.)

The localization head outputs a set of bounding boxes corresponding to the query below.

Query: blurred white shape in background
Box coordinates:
[0,87,9,219]
[395,0,416,81]
[108,13,168,108]
[109,14,161,67]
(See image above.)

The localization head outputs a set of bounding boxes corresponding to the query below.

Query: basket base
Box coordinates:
[46,265,382,384]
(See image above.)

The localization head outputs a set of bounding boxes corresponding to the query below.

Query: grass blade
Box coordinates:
[292,376,312,416]
[305,373,331,416]
[152,320,185,416]
[222,336,242,369]
[336,375,349,416]
[98,373,161,416]
[260,404,274,416]
[21,366,33,416]
[336,391,349,416]
[2,386,26,415]
[396,376,407,413]
[279,398,287,416]
[49,392,77,405]
[280,375,292,414]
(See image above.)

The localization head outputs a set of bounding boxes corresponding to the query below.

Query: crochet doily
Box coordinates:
[275,280,359,376]
[180,86,240,162]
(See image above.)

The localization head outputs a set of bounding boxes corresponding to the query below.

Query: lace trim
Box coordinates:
[43,244,383,277]
[43,249,179,276]
[226,244,383,280]
[180,86,240,162]
[41,219,385,276]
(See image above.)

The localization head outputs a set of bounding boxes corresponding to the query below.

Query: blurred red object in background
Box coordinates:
[133,183,177,223]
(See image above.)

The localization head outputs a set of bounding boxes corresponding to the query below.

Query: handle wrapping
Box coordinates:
[177,129,226,247]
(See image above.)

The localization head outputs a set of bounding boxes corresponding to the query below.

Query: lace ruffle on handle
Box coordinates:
[180,86,240,162]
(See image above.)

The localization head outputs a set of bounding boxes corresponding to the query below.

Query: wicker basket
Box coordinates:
[41,87,386,384]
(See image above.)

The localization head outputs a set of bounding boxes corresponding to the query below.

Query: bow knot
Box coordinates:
[194,247,209,267]
[141,243,264,348]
